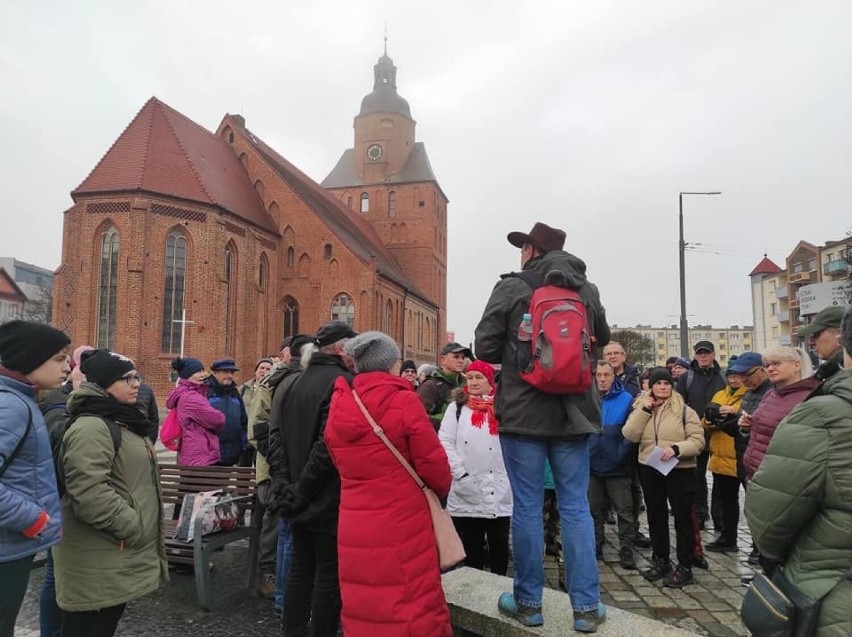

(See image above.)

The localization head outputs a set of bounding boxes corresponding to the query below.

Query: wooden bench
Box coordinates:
[158,464,260,610]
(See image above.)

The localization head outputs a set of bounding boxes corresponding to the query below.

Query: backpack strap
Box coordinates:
[0,389,33,479]
[456,402,463,421]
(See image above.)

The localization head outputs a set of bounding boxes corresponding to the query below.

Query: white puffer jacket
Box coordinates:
[438,400,513,518]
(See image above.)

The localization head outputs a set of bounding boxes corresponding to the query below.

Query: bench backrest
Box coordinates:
[158,464,257,512]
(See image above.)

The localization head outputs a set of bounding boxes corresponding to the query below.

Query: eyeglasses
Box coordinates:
[120,374,143,386]
[744,367,763,377]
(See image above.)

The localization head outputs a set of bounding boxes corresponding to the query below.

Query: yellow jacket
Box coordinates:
[703,385,746,477]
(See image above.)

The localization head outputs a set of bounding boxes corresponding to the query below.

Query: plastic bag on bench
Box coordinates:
[173,489,241,543]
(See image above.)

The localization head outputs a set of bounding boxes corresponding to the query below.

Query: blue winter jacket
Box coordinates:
[0,373,62,562]
[588,380,636,477]
[206,378,247,466]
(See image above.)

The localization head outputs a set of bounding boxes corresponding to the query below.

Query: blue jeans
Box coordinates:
[39,549,61,637]
[500,434,599,612]
[275,518,293,611]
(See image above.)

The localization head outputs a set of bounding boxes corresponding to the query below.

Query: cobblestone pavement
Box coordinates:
[541,496,755,636]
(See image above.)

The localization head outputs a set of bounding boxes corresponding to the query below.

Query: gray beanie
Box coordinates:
[343,331,400,373]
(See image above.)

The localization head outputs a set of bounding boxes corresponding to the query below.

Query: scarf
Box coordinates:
[465,391,498,436]
[74,394,150,439]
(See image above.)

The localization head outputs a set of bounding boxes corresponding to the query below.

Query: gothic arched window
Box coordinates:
[161,230,187,353]
[224,242,237,355]
[331,293,355,327]
[360,193,369,213]
[97,226,120,349]
[282,296,299,341]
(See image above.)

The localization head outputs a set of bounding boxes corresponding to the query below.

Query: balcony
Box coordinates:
[789,271,811,284]
[789,298,799,309]
[823,259,848,278]
[774,286,788,299]
[776,311,790,323]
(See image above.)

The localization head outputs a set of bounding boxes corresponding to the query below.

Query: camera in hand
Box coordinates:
[704,402,736,430]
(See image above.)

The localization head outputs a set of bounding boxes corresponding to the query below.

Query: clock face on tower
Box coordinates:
[366,144,383,161]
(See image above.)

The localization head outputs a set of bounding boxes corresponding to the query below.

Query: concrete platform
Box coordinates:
[444,567,698,636]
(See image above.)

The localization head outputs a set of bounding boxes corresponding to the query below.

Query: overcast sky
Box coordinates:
[1,1,849,345]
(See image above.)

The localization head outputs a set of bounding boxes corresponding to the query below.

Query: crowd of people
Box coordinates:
[1,221,850,636]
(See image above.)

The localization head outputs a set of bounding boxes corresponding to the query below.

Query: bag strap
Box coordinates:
[350,389,427,491]
[0,388,34,479]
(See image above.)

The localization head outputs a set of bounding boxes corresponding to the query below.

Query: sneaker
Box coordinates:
[641,556,672,581]
[619,547,637,570]
[741,575,754,586]
[634,532,652,549]
[693,555,709,570]
[257,571,276,599]
[664,564,694,588]
[497,593,543,627]
[706,540,738,553]
[574,602,607,633]
[748,547,761,565]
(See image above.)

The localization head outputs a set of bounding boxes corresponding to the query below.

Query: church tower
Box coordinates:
[322,44,448,345]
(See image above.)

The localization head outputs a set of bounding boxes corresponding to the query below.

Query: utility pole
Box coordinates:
[679,191,721,357]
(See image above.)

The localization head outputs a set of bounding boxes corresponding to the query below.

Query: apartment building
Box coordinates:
[612,324,754,368]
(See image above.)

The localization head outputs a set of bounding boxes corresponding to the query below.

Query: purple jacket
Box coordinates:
[166,380,225,466]
[743,376,820,480]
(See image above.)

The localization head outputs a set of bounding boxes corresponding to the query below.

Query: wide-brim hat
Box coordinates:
[507,222,566,254]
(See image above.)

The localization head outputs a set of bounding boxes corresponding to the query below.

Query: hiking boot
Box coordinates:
[634,532,652,549]
[574,602,607,633]
[497,593,543,627]
[664,564,694,588]
[693,555,709,570]
[257,570,276,599]
[641,555,672,581]
[619,547,636,570]
[706,539,738,553]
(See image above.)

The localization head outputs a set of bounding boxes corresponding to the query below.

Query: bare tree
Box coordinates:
[611,329,655,369]
[22,282,52,324]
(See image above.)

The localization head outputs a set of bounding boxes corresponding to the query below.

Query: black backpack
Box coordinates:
[45,407,122,496]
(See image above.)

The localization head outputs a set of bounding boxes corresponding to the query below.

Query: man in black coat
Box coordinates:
[270,320,355,637]
[475,222,610,632]
[675,341,726,528]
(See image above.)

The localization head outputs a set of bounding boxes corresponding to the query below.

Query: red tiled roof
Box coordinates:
[748,256,783,276]
[73,97,276,234]
[227,117,433,304]
[0,268,26,301]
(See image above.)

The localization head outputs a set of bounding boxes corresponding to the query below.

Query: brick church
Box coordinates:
[53,48,447,398]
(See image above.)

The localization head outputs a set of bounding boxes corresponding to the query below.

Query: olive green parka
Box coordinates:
[745,370,852,635]
[53,383,167,611]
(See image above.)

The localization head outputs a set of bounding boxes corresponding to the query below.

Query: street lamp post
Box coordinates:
[679,191,721,357]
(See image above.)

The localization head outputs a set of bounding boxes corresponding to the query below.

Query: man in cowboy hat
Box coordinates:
[475,221,610,633]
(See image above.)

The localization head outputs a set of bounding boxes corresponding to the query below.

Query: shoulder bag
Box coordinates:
[351,389,465,571]
[742,565,852,637]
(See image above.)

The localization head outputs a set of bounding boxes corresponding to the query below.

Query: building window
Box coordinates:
[282,296,299,341]
[360,193,369,213]
[224,243,237,355]
[347,196,353,209]
[770,302,777,314]
[388,191,397,218]
[287,246,294,267]
[324,244,333,259]
[161,231,187,354]
[792,262,803,273]
[97,227,120,349]
[385,300,394,335]
[807,258,817,271]
[259,254,268,291]
[331,293,355,327]
[768,280,776,292]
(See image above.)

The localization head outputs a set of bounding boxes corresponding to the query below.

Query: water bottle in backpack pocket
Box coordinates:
[515,313,534,372]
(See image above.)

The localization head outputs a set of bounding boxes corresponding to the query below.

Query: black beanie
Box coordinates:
[0,320,70,374]
[79,349,135,388]
[648,367,673,388]
[171,357,204,380]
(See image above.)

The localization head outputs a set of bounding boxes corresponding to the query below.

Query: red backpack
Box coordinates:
[515,270,593,394]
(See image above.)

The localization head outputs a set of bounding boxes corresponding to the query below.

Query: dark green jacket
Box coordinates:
[416,370,465,430]
[474,250,610,438]
[745,370,852,635]
[53,384,167,611]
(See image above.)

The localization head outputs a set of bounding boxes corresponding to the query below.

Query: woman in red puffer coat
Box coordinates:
[325,331,453,637]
